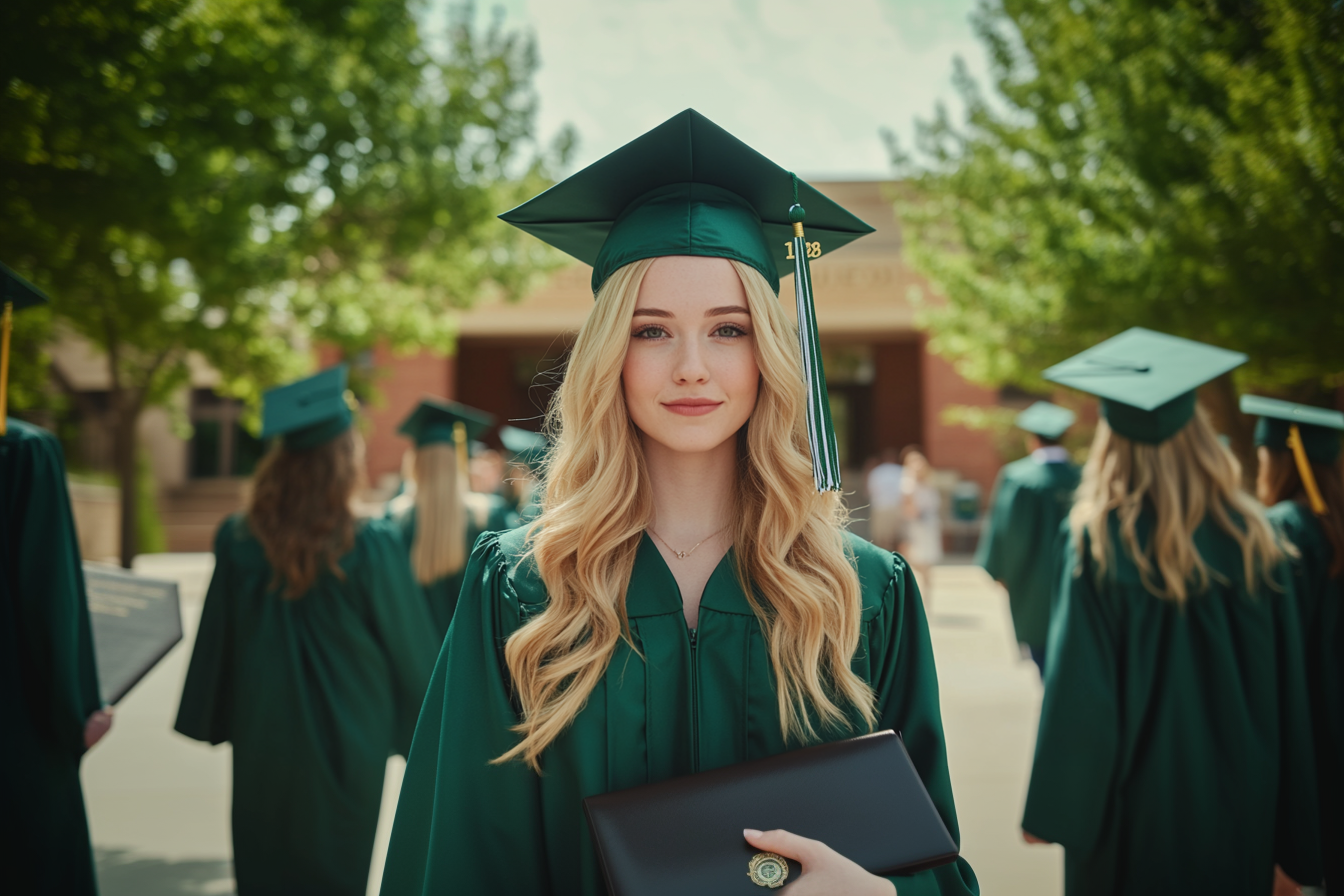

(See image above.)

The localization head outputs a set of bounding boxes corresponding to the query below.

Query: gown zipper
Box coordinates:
[688,626,700,772]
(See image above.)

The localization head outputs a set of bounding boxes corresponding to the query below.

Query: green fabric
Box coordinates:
[0,419,102,894]
[1023,515,1322,894]
[1254,417,1342,464]
[260,364,353,449]
[174,514,439,896]
[1268,500,1343,887]
[1015,402,1076,440]
[1044,327,1246,444]
[498,109,874,295]
[397,398,494,448]
[391,496,519,642]
[380,528,979,896]
[1,262,52,311]
[974,456,1081,650]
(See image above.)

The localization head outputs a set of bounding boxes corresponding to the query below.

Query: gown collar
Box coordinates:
[626,532,756,619]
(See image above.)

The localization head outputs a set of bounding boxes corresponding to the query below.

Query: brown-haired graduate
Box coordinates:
[1243,394,1344,889]
[386,397,517,641]
[0,265,110,894]
[173,365,439,896]
[379,110,978,895]
[1021,329,1322,894]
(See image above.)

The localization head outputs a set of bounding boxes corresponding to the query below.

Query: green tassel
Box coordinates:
[788,176,842,492]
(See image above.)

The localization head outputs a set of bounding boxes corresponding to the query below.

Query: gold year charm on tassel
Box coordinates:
[784,241,821,260]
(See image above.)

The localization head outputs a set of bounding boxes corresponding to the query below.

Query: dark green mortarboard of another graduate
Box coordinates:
[1022,328,1322,894]
[973,401,1080,675]
[1243,394,1344,887]
[387,397,516,641]
[1,264,107,896]
[175,364,440,896]
[380,109,978,896]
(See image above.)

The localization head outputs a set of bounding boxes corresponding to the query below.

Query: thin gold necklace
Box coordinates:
[648,524,730,560]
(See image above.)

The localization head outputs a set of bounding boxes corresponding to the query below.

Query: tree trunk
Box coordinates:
[1200,373,1255,490]
[113,400,139,569]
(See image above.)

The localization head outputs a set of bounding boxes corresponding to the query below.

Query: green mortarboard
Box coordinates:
[500,109,873,491]
[260,365,355,451]
[1043,328,1247,444]
[1242,395,1344,464]
[1015,401,1076,440]
[2,262,52,312]
[499,425,550,470]
[397,398,494,448]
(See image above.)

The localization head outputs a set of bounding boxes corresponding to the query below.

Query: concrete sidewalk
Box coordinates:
[82,556,1061,895]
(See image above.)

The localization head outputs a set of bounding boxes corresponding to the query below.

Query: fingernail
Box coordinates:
[743,828,761,838]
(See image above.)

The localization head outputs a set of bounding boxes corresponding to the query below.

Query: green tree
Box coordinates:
[2,0,567,565]
[891,0,1344,463]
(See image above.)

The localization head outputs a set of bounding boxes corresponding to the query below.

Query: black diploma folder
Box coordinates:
[84,563,183,705]
[583,729,959,896]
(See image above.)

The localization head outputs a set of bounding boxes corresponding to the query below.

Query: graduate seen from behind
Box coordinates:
[380,110,978,896]
[174,365,439,896]
[387,398,517,641]
[1244,394,1344,890]
[974,401,1081,676]
[1021,329,1323,895]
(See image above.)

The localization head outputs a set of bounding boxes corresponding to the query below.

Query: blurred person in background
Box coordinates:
[387,399,517,642]
[174,366,439,896]
[1244,395,1343,891]
[469,445,507,498]
[1022,331,1321,895]
[900,446,942,595]
[865,447,905,552]
[499,424,550,524]
[1,266,111,895]
[974,402,1081,676]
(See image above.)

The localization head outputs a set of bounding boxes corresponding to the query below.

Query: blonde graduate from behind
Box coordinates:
[379,110,978,896]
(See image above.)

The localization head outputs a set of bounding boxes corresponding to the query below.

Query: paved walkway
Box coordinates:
[83,555,1062,895]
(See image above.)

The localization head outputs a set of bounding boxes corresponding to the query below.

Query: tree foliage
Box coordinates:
[2,0,568,562]
[892,0,1344,407]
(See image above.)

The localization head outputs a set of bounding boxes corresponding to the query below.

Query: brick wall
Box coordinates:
[920,336,1003,495]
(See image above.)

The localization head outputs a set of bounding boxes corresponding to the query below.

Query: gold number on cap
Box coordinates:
[784,242,822,260]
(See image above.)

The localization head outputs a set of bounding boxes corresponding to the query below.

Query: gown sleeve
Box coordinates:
[379,531,552,896]
[12,430,102,756]
[174,518,238,745]
[973,468,1022,586]
[357,520,441,757]
[1020,530,1120,851]
[868,552,980,896]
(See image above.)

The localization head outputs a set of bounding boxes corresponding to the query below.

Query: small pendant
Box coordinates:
[673,550,689,559]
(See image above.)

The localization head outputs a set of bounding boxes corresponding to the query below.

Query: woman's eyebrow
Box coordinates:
[632,307,673,319]
[705,305,750,317]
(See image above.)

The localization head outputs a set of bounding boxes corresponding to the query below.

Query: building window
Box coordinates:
[189,389,264,478]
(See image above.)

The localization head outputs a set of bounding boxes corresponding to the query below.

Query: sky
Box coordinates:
[433,0,990,180]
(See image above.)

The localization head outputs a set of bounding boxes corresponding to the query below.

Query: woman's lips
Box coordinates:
[662,399,723,416]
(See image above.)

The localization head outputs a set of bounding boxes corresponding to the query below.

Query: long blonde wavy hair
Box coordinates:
[497,258,877,770]
[407,443,469,584]
[1070,408,1283,601]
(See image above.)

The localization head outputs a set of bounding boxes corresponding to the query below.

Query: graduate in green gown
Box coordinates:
[387,398,516,640]
[974,401,1081,675]
[500,424,550,523]
[1021,329,1322,895]
[0,264,111,895]
[381,109,978,896]
[174,365,439,896]
[1244,394,1344,890]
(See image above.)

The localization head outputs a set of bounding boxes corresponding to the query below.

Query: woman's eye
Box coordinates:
[633,325,667,339]
[713,324,747,338]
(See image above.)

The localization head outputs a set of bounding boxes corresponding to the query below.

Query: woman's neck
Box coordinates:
[642,433,737,543]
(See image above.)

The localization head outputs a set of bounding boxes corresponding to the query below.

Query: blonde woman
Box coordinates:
[388,398,517,640]
[380,111,978,896]
[1021,331,1322,895]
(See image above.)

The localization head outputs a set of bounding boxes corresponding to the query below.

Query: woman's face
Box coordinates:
[622,256,760,456]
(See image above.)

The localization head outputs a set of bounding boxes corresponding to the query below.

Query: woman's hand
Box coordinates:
[743,829,896,896]
[84,708,113,750]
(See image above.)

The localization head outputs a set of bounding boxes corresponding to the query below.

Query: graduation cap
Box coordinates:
[260,365,355,451]
[1043,328,1246,444]
[398,398,495,484]
[1015,401,1076,440]
[500,109,875,492]
[499,425,550,471]
[1,263,54,437]
[1241,395,1343,515]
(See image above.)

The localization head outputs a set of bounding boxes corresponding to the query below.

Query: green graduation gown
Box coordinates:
[1269,499,1341,887]
[974,456,1080,651]
[1022,515,1322,895]
[380,527,979,895]
[0,419,103,895]
[174,513,440,896]
[391,494,518,641]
